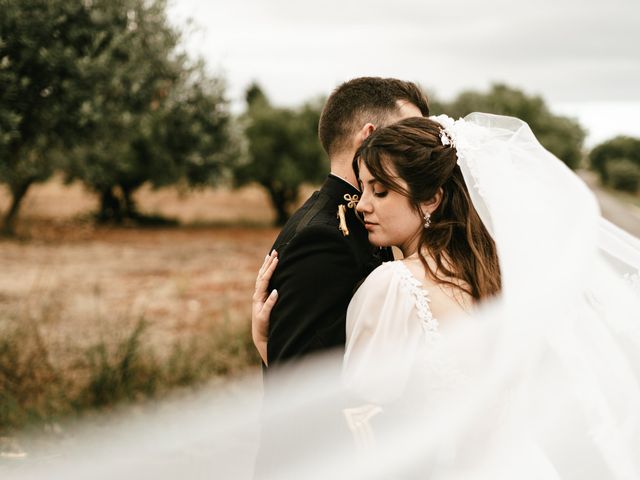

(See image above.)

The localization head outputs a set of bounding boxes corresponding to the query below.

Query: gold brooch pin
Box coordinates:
[337,205,349,236]
[337,194,360,236]
[343,194,359,208]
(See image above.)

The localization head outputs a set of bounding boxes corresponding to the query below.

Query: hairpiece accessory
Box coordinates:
[423,212,431,229]
[440,129,454,148]
[430,114,457,150]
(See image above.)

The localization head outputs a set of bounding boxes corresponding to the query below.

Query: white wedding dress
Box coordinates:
[344,260,441,405]
[337,113,640,479]
[343,260,566,479]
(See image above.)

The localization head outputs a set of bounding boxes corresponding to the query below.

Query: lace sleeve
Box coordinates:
[343,261,438,404]
[394,262,440,341]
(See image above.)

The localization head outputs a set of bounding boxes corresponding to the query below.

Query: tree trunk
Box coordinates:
[274,201,289,226]
[97,187,123,223]
[267,185,297,226]
[1,180,32,236]
[121,185,139,220]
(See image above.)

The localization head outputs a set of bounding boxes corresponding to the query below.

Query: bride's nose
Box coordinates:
[356,191,372,214]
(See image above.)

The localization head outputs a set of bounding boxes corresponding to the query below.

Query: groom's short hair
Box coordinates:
[318,77,429,157]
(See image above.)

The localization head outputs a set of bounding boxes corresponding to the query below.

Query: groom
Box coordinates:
[261,77,429,367]
[253,77,429,480]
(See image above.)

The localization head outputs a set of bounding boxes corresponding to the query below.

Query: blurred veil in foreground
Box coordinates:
[6,114,640,480]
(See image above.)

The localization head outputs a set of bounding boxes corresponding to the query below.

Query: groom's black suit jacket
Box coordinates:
[266,174,391,367]
[256,175,391,479]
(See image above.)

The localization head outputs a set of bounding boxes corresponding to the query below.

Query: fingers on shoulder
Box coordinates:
[258,250,278,276]
[262,288,279,313]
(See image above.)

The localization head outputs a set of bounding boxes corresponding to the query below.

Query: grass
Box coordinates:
[0,307,259,433]
[0,179,309,437]
[0,223,272,434]
[0,181,278,434]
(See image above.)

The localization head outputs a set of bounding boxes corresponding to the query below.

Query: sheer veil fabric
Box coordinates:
[341,112,640,478]
[427,113,640,478]
[7,114,640,480]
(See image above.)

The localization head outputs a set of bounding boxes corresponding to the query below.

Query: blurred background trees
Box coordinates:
[234,84,326,225]
[431,84,586,170]
[0,0,97,234]
[589,136,640,193]
[60,1,240,223]
[0,0,238,232]
[0,0,637,234]
[431,83,640,194]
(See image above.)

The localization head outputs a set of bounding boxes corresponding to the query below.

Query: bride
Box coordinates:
[253,113,640,478]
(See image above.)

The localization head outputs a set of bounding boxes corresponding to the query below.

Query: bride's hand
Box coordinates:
[252,250,279,366]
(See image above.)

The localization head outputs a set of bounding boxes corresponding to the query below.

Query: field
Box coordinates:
[0,180,314,432]
[2,174,639,438]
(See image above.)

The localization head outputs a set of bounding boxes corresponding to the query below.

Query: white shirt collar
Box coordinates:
[329,172,360,192]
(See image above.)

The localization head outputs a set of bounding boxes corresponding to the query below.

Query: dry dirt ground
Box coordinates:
[0,181,296,376]
[0,181,292,465]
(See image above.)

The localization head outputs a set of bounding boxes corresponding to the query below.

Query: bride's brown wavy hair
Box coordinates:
[354,116,501,300]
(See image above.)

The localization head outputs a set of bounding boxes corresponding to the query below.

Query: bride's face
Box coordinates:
[356,161,423,256]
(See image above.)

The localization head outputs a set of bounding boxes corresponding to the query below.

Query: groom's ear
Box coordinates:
[357,123,376,144]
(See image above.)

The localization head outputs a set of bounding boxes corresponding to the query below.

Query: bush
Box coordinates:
[0,314,258,432]
[605,158,640,193]
[590,136,640,183]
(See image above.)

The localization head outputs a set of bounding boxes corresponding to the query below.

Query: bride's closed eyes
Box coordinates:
[358,179,388,198]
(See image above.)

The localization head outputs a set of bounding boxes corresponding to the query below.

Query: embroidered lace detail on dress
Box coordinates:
[392,262,440,340]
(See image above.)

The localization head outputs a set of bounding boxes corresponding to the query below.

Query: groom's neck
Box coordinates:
[330,154,359,191]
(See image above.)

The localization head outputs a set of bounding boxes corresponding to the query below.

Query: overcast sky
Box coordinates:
[168,0,640,146]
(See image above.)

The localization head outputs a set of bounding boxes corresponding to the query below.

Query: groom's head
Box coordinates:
[319,77,429,161]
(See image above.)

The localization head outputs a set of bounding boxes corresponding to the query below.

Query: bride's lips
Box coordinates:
[364,221,378,231]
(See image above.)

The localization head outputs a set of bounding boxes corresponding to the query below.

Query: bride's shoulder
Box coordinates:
[363,260,412,286]
[353,261,419,301]
[348,261,420,324]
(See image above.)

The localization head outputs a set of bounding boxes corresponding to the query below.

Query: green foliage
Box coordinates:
[604,158,640,193]
[589,136,640,184]
[437,84,586,169]
[235,84,327,225]
[0,0,101,233]
[424,95,448,116]
[0,314,258,431]
[82,319,159,407]
[0,0,238,231]
[60,2,239,223]
[0,319,67,428]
